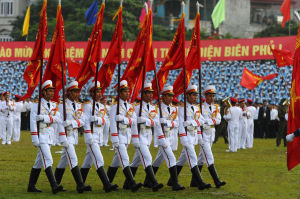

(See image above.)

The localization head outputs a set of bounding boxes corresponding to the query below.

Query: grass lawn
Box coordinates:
[0,131,299,199]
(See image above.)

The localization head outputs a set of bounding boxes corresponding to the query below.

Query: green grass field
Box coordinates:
[0,131,299,199]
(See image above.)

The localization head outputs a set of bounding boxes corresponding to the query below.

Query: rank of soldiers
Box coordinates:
[25,79,226,194]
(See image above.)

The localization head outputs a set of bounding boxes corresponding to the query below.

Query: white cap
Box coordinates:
[186,84,198,94]
[120,80,129,90]
[42,80,55,91]
[204,85,216,94]
[142,82,154,92]
[66,81,79,91]
[88,81,101,92]
[161,85,174,95]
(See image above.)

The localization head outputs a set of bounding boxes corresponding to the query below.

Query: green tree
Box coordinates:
[254,21,298,38]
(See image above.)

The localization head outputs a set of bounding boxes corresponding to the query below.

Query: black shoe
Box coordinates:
[27,168,42,192]
[208,164,226,188]
[71,166,92,193]
[107,166,118,183]
[45,166,64,194]
[167,165,182,186]
[54,168,65,185]
[144,166,158,188]
[123,167,138,190]
[169,166,185,191]
[80,168,90,183]
[190,165,204,187]
[123,166,142,192]
[144,166,163,192]
[97,166,118,193]
[191,166,211,190]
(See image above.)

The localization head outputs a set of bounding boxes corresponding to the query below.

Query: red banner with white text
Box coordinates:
[0,36,296,62]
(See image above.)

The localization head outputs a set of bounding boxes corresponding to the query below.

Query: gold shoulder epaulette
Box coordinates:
[84,101,91,104]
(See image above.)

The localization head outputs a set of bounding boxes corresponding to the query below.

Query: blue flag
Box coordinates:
[85,0,98,25]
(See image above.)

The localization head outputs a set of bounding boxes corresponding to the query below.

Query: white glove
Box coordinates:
[90,115,98,122]
[198,135,204,146]
[61,141,69,148]
[181,141,189,148]
[36,115,44,122]
[113,142,119,148]
[116,115,125,122]
[203,124,211,131]
[33,140,40,147]
[160,118,167,125]
[63,120,72,127]
[86,138,94,145]
[160,138,169,148]
[133,142,140,148]
[137,117,146,124]
[183,120,192,127]
[286,134,295,142]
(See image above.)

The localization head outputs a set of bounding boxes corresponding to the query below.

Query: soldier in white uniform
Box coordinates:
[247,99,256,148]
[100,96,110,146]
[27,80,64,194]
[168,85,211,190]
[80,81,118,193]
[106,80,143,192]
[223,97,242,152]
[197,85,226,188]
[239,99,250,149]
[145,86,184,191]
[0,91,15,144]
[54,81,91,193]
[129,83,164,192]
[12,95,25,142]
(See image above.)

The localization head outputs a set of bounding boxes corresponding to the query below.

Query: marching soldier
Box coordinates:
[129,82,164,192]
[54,81,91,193]
[198,85,226,188]
[27,80,64,194]
[247,99,256,148]
[106,80,143,192]
[12,95,24,142]
[239,99,250,149]
[0,91,15,145]
[148,85,185,191]
[223,97,242,152]
[80,81,118,193]
[168,85,211,190]
[100,96,110,146]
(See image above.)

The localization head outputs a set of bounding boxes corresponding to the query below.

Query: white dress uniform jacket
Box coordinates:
[224,106,242,152]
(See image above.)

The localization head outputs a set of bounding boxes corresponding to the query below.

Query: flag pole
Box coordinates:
[197,1,203,113]
[138,2,149,129]
[116,0,123,133]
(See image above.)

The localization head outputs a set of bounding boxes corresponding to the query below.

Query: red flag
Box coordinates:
[151,14,185,99]
[76,3,105,89]
[66,59,81,78]
[287,22,300,170]
[42,3,66,102]
[97,6,123,95]
[240,68,278,90]
[270,48,293,67]
[20,0,47,101]
[280,0,290,28]
[173,13,201,97]
[120,9,154,102]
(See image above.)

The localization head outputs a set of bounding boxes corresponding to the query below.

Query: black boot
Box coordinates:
[45,166,64,194]
[144,166,163,192]
[190,165,205,187]
[107,166,118,183]
[54,168,65,185]
[169,166,185,191]
[71,166,92,193]
[123,167,138,190]
[27,168,42,192]
[144,166,158,188]
[80,168,90,183]
[96,166,118,193]
[191,166,211,190]
[122,166,143,192]
[167,165,183,186]
[208,164,226,188]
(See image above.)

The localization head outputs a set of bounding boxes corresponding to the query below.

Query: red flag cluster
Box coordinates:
[271,48,293,67]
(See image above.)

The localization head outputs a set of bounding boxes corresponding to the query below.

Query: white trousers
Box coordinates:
[2,117,13,142]
[131,144,152,169]
[33,144,53,169]
[56,144,78,169]
[110,144,130,169]
[240,120,248,149]
[102,121,110,146]
[247,120,254,148]
[197,133,215,166]
[13,119,21,142]
[176,145,198,169]
[81,143,104,169]
[152,145,176,168]
[228,123,239,152]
